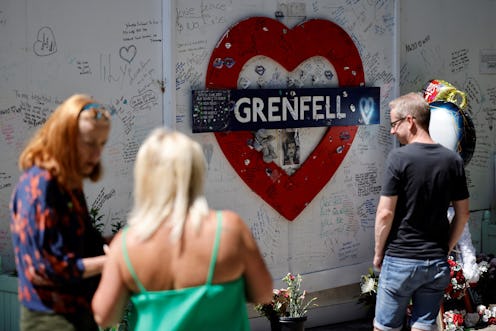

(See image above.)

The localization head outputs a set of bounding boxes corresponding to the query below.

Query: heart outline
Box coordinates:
[119,45,137,64]
[205,17,365,220]
[33,26,57,56]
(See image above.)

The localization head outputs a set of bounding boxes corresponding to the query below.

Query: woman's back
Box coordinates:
[121,210,247,292]
[92,209,272,328]
[122,210,252,330]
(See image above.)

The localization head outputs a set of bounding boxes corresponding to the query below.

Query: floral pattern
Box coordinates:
[10,166,104,313]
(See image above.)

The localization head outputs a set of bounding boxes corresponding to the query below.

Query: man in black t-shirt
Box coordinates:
[373,92,470,331]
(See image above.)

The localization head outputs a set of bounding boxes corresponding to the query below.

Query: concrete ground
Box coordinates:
[307,318,372,331]
[306,318,496,331]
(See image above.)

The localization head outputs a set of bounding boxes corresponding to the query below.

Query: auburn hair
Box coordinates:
[18,94,104,189]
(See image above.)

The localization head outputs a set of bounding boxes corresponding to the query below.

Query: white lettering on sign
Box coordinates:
[233,95,346,123]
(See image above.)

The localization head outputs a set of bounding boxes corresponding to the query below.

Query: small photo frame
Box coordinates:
[281,129,300,167]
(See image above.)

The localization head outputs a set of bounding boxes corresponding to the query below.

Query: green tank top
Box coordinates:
[122,211,250,331]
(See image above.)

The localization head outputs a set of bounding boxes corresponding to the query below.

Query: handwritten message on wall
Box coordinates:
[174,0,395,283]
[1,0,492,292]
[0,0,163,271]
[400,0,496,210]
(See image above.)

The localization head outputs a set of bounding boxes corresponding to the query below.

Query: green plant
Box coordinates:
[99,302,135,331]
[90,207,126,236]
[89,207,105,234]
[90,208,133,331]
[111,220,125,234]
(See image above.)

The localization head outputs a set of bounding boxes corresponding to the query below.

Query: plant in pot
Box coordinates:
[255,273,317,331]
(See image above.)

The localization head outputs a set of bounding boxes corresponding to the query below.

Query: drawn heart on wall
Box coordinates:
[33,26,57,56]
[205,17,364,220]
[119,45,137,64]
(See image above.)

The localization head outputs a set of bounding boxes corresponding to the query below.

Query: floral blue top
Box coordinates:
[10,166,105,314]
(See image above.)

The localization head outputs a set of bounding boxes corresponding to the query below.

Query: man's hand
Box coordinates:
[373,253,383,272]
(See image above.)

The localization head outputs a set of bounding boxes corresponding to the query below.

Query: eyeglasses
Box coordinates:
[390,117,405,128]
[80,103,111,121]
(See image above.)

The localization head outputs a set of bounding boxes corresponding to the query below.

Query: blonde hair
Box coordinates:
[18,93,108,189]
[389,92,430,130]
[128,128,209,241]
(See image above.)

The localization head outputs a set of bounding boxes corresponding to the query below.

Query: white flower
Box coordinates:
[478,261,489,273]
[360,277,376,294]
[477,305,486,314]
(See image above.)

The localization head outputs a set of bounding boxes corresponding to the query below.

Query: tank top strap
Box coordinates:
[122,227,147,293]
[206,210,223,285]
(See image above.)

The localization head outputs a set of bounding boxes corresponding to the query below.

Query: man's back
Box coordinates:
[381,142,469,259]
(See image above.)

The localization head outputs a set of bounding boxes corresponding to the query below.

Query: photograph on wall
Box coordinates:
[280,129,300,175]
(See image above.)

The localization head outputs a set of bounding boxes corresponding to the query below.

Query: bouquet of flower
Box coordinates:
[443,309,465,331]
[445,256,468,300]
[477,305,496,325]
[282,273,318,318]
[473,253,496,304]
[358,267,379,308]
[255,273,317,320]
[477,258,490,276]
[254,288,290,320]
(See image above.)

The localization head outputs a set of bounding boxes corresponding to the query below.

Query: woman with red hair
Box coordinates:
[10,94,112,331]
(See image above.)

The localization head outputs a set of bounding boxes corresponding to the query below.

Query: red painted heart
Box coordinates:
[205,17,364,220]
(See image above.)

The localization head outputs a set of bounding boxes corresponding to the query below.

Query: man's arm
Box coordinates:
[448,198,470,253]
[374,195,397,271]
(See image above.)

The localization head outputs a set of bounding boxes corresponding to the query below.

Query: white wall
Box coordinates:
[0,0,163,270]
[400,0,496,211]
[0,0,495,328]
[171,0,396,291]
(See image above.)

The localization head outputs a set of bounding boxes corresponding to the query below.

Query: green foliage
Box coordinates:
[111,220,125,234]
[90,208,133,331]
[99,302,135,331]
[89,207,105,234]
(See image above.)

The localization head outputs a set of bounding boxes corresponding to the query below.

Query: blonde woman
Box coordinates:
[92,128,273,330]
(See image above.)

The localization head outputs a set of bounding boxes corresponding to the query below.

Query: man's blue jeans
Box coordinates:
[374,255,450,331]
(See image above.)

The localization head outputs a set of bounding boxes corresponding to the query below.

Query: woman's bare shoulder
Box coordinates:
[107,230,123,253]
[217,209,247,229]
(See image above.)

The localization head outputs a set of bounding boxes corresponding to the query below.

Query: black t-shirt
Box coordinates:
[381,143,469,259]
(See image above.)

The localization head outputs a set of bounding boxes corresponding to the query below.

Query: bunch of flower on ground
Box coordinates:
[443,309,465,331]
[254,288,290,320]
[255,272,317,320]
[445,256,468,300]
[358,267,379,308]
[282,273,318,318]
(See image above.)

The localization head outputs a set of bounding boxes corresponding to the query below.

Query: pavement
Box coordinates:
[307,318,372,331]
[306,318,496,331]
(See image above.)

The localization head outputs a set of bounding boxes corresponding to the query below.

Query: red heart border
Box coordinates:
[205,17,364,220]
